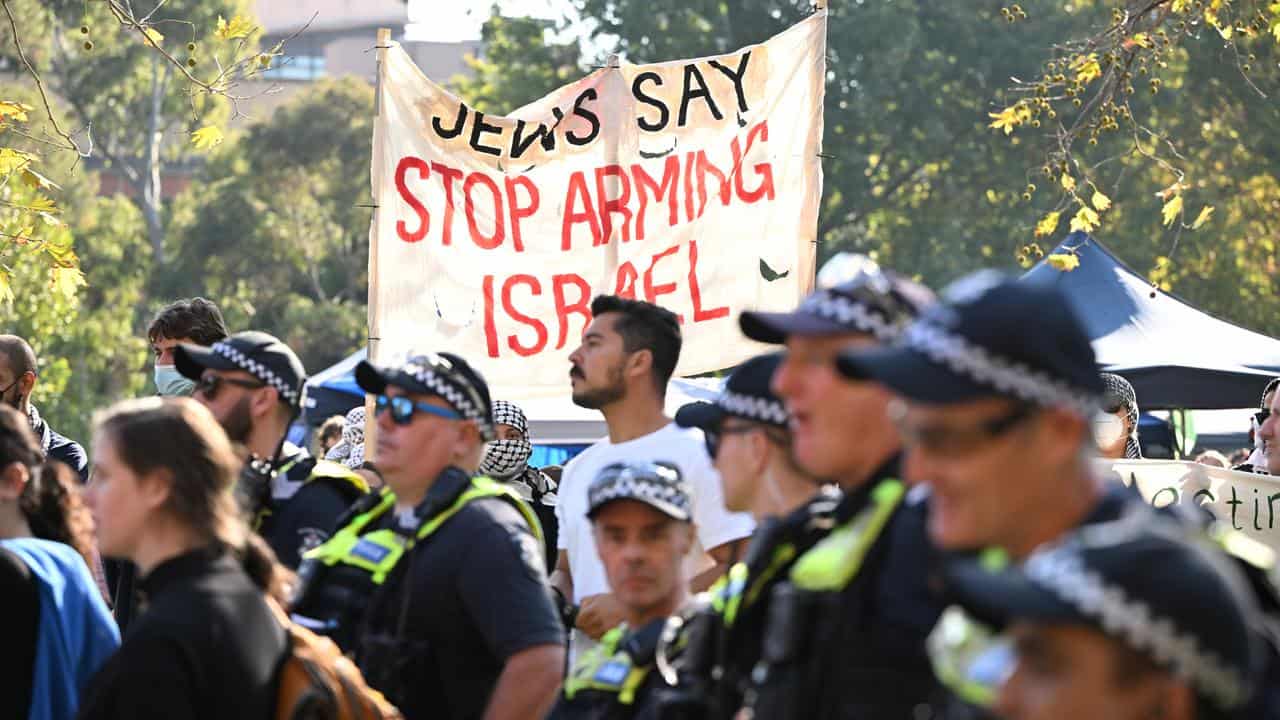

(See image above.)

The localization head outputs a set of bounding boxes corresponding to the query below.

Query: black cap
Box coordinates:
[676,353,788,433]
[739,254,934,344]
[944,511,1263,713]
[587,461,692,522]
[837,270,1103,415]
[174,331,307,411]
[355,352,495,441]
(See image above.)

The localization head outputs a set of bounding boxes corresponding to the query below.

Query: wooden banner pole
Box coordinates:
[364,27,391,469]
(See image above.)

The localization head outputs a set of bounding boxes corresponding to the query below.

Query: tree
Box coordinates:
[0,83,151,445]
[2,0,277,263]
[450,11,584,114]
[165,77,375,373]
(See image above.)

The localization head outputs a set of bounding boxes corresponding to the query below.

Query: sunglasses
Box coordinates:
[1256,409,1272,427]
[194,374,266,400]
[891,401,1037,456]
[704,423,759,460]
[375,394,461,425]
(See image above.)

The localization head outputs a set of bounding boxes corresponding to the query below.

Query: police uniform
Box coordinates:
[290,353,564,720]
[547,461,702,720]
[734,256,944,719]
[175,331,370,569]
[942,508,1267,719]
[747,457,942,719]
[667,353,840,720]
[835,271,1280,718]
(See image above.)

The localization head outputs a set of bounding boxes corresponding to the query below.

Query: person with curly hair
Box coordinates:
[0,405,119,720]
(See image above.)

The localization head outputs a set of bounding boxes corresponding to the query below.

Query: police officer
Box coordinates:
[174,331,369,569]
[292,352,564,720]
[940,509,1265,720]
[738,254,944,718]
[548,460,699,719]
[838,271,1280,718]
[666,352,833,719]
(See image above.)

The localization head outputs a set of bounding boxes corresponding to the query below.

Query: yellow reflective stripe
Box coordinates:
[617,666,651,705]
[310,459,371,495]
[790,479,905,591]
[304,490,396,565]
[416,476,543,545]
[719,563,749,627]
[744,543,796,609]
[563,625,627,699]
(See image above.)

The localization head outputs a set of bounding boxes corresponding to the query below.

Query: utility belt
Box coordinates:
[746,478,906,720]
[289,474,540,655]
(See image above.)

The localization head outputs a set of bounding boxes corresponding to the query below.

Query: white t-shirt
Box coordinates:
[556,421,755,659]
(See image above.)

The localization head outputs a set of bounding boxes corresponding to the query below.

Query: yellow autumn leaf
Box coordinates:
[0,101,32,122]
[1047,253,1081,272]
[1128,33,1153,48]
[1191,205,1215,230]
[987,105,1026,135]
[0,269,12,305]
[1069,206,1100,233]
[1073,54,1102,84]
[22,167,59,191]
[1171,0,1191,11]
[1091,189,1112,212]
[143,27,164,45]
[215,14,256,41]
[0,147,34,174]
[1061,174,1076,192]
[1034,211,1061,238]
[50,267,85,299]
[1161,194,1184,226]
[191,125,224,150]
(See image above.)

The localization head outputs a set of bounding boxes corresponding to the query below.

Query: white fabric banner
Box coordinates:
[1102,459,1280,552]
[368,14,825,399]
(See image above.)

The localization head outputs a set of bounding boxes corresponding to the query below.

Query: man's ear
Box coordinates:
[625,349,654,383]
[0,462,29,501]
[17,371,35,398]
[748,429,771,475]
[252,385,281,421]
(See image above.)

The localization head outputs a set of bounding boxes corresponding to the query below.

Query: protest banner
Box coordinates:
[366,13,826,398]
[1102,459,1280,552]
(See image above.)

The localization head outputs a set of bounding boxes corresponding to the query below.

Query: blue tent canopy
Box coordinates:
[1022,233,1280,409]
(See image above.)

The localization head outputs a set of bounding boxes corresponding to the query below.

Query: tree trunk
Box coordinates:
[142,54,166,264]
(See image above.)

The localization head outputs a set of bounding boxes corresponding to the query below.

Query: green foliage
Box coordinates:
[165,77,376,373]
[451,11,585,113]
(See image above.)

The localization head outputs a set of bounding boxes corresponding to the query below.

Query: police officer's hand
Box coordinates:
[576,593,626,640]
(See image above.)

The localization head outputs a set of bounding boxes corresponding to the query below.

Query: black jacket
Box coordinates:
[751,455,944,720]
[77,546,288,720]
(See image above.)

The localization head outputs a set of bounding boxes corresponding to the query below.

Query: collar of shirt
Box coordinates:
[138,544,229,599]
[833,453,904,523]
[395,466,473,532]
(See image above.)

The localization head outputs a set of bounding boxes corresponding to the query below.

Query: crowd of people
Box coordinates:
[3,258,1280,720]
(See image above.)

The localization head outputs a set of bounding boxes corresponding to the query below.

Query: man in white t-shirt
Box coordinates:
[549,295,755,661]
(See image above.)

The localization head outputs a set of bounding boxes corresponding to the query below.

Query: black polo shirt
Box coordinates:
[78,546,287,720]
[355,468,565,720]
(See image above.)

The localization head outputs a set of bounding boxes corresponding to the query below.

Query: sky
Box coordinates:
[406,0,573,42]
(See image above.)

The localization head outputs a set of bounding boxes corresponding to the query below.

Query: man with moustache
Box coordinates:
[549,296,754,662]
[737,255,945,719]
[175,331,368,568]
